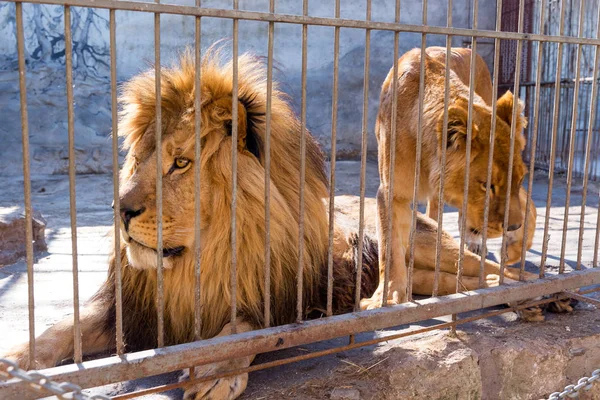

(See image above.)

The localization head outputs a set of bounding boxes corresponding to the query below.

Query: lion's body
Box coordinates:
[360,46,529,309]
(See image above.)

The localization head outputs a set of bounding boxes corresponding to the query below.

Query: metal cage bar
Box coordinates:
[109,8,124,355]
[15,1,36,364]
[64,5,83,363]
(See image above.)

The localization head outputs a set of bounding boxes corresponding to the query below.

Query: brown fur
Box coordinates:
[361,46,529,310]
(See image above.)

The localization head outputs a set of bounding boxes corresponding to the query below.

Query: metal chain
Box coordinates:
[0,358,110,400]
[548,369,600,399]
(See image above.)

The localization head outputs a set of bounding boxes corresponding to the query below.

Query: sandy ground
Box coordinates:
[0,161,599,398]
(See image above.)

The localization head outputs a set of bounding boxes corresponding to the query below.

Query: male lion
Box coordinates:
[360,46,531,310]
[423,47,537,267]
[2,50,556,399]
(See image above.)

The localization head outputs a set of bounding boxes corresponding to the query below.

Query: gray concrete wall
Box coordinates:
[0,0,497,175]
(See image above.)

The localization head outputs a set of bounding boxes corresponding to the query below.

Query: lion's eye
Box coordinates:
[480,182,496,195]
[174,158,190,169]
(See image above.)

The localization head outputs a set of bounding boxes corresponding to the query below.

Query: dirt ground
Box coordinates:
[1,161,599,399]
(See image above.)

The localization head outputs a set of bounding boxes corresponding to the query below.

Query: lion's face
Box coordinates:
[118,126,201,269]
[116,57,262,270]
[438,90,527,239]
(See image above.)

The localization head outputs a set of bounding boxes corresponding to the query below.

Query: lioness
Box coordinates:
[361,47,530,310]
[2,50,554,400]
[423,47,537,266]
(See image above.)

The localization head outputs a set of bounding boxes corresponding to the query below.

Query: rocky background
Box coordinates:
[0,0,498,175]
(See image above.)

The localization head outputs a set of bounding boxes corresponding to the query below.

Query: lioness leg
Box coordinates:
[360,187,411,310]
[426,194,439,222]
[183,321,254,400]
[412,214,538,282]
[2,300,114,370]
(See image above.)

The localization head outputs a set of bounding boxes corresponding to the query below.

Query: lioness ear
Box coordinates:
[496,90,528,131]
[438,104,470,149]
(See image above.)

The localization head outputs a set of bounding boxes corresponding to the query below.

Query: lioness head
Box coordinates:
[115,50,329,275]
[437,90,527,238]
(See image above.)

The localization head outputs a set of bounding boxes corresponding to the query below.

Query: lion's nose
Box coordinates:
[120,206,145,231]
[506,223,521,232]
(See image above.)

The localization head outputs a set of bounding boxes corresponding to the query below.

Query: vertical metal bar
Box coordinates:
[382,0,401,307]
[264,0,274,327]
[408,0,428,302]
[457,0,479,291]
[356,0,371,310]
[297,0,308,323]
[433,0,453,296]
[328,0,340,316]
[479,0,503,286]
[64,5,82,363]
[154,2,164,348]
[559,0,585,273]
[15,1,35,365]
[193,0,202,340]
[519,0,547,280]
[231,0,239,333]
[499,0,525,281]
[109,8,124,355]
[540,0,566,276]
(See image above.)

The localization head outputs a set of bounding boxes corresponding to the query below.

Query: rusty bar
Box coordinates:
[154,3,164,348]
[519,0,547,280]
[457,0,479,290]
[64,5,82,363]
[108,291,581,400]
[296,0,308,323]
[596,193,600,267]
[408,0,428,302]
[15,1,36,364]
[382,0,401,308]
[193,0,202,340]
[540,0,566,275]
[356,0,371,310]
[231,0,239,333]
[479,0,503,285]
[264,0,274,326]
[3,0,600,45]
[109,8,124,354]
[433,0,453,296]
[327,0,339,316]
[3,268,598,397]
[499,0,525,280]
[559,0,586,272]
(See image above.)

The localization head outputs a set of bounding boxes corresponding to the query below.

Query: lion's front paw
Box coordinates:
[544,297,577,314]
[517,305,545,322]
[183,374,248,400]
[181,356,252,400]
[1,342,55,372]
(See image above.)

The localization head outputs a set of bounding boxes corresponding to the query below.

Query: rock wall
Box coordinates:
[0,0,498,175]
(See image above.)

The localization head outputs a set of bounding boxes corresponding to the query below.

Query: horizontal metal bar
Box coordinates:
[2,268,599,398]
[3,0,600,46]
[111,291,585,399]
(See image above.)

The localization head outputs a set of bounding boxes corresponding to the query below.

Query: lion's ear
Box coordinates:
[438,104,471,149]
[213,97,249,152]
[496,90,528,131]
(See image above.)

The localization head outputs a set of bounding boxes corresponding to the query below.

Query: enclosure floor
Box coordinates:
[0,161,598,398]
